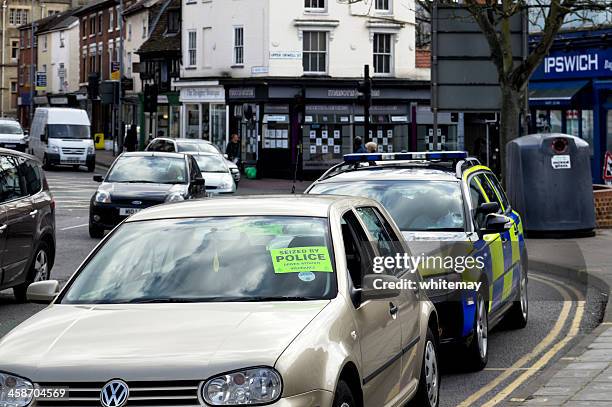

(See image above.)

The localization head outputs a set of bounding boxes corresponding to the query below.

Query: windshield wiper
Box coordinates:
[127,297,203,303]
[228,296,324,302]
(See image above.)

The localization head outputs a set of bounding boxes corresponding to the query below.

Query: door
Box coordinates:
[341,210,402,406]
[0,154,36,287]
[355,206,421,396]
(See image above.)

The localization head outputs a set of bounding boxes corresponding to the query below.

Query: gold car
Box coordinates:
[0,195,439,407]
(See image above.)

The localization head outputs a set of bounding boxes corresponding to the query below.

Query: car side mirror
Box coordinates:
[27,280,60,304]
[476,202,500,216]
[361,274,402,302]
[93,175,104,182]
[40,133,47,142]
[479,213,513,237]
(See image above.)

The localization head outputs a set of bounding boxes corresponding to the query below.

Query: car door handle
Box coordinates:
[29,210,38,218]
[389,302,399,317]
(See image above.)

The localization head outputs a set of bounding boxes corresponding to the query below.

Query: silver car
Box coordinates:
[191,152,236,195]
[0,119,29,152]
[0,196,440,407]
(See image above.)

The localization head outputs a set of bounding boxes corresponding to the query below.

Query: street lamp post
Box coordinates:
[1,1,7,118]
[117,0,124,151]
[29,0,34,127]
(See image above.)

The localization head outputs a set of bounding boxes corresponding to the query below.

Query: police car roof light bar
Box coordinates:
[343,151,468,163]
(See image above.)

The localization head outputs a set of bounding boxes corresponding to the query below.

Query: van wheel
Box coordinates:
[410,328,440,407]
[465,291,489,371]
[87,163,95,172]
[13,241,51,303]
[89,222,104,238]
[42,154,52,171]
[505,260,528,329]
[333,380,356,407]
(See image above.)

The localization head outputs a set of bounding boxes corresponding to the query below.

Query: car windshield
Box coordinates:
[0,123,22,134]
[61,216,336,304]
[48,124,90,139]
[177,142,219,154]
[194,155,227,173]
[310,180,465,231]
[107,156,188,184]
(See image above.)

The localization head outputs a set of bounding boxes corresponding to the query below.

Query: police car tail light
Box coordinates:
[343,151,468,163]
[552,138,569,154]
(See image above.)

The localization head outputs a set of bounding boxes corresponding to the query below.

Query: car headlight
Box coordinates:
[50,145,59,153]
[0,372,34,407]
[94,190,111,204]
[87,146,94,155]
[165,192,185,202]
[219,180,233,189]
[202,367,282,405]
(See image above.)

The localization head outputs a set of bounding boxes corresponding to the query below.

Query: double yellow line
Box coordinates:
[457,273,585,407]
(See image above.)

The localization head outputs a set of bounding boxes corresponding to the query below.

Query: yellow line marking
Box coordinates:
[481,274,585,407]
[456,275,573,407]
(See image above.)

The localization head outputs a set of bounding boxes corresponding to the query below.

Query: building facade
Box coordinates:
[177,0,433,177]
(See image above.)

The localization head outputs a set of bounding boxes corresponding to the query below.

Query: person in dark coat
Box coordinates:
[124,124,138,152]
[353,136,367,153]
[226,133,241,163]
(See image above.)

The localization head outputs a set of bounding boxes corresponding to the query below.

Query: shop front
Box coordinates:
[529,28,612,183]
[177,83,228,151]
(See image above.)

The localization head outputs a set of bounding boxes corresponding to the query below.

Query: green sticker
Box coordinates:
[270,246,333,274]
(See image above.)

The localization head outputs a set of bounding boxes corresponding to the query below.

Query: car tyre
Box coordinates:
[89,222,104,238]
[465,290,488,371]
[332,380,357,407]
[505,259,528,329]
[87,163,95,173]
[13,241,51,302]
[410,327,440,407]
[42,154,52,171]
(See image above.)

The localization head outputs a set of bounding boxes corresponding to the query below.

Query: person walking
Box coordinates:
[124,124,138,152]
[353,136,367,153]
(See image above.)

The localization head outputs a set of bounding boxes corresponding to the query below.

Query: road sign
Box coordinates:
[603,151,612,184]
[35,72,47,91]
[111,62,120,81]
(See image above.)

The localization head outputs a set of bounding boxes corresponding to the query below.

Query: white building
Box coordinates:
[177,0,432,176]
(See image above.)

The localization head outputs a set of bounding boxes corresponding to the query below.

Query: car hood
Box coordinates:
[202,172,233,187]
[101,182,183,200]
[0,301,329,382]
[0,133,25,141]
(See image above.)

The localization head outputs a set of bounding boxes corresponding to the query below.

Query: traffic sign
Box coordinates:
[35,71,47,91]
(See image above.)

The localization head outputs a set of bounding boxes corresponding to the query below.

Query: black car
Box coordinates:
[0,148,55,301]
[89,152,206,238]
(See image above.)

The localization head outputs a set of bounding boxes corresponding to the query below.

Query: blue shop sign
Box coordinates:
[531,48,612,80]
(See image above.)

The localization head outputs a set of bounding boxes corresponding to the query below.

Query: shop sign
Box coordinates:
[270,51,302,59]
[157,95,169,104]
[533,48,612,80]
[35,72,47,91]
[49,97,68,105]
[391,116,409,122]
[180,86,225,102]
[34,96,48,105]
[252,66,269,74]
[229,87,256,99]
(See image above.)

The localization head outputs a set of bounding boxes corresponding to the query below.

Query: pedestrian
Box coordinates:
[226,133,241,164]
[353,136,367,153]
[124,124,138,152]
[366,141,378,153]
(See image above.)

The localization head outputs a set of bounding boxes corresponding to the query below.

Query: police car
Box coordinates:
[306,151,528,370]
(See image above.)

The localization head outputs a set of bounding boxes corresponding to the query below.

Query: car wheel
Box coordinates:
[89,222,105,238]
[466,291,488,371]
[410,327,440,407]
[42,154,52,171]
[332,380,357,407]
[505,259,528,329]
[13,241,51,302]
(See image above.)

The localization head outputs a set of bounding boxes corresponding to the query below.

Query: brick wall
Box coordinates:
[416,48,431,68]
[594,185,612,228]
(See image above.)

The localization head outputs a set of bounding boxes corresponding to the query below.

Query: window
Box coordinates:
[82,18,87,37]
[127,23,132,41]
[10,81,17,93]
[484,173,511,212]
[90,15,96,35]
[469,177,489,227]
[168,10,179,33]
[0,155,27,202]
[341,210,375,289]
[109,8,114,32]
[11,40,18,60]
[48,9,59,17]
[187,30,196,66]
[98,13,103,34]
[59,31,65,47]
[58,63,65,92]
[115,6,120,29]
[233,27,244,65]
[373,33,392,74]
[142,17,147,38]
[305,0,325,11]
[9,8,28,26]
[108,41,114,76]
[42,35,48,52]
[202,27,212,68]
[355,207,399,260]
[22,160,42,195]
[375,0,390,11]
[303,31,327,73]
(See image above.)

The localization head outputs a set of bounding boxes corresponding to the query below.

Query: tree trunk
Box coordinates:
[499,84,522,184]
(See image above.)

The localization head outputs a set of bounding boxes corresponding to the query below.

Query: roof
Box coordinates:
[73,0,117,16]
[36,9,81,35]
[128,195,364,221]
[314,166,461,183]
[137,0,180,55]
[123,0,158,16]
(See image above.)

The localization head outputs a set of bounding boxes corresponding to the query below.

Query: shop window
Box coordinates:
[550,110,562,133]
[581,110,594,155]
[303,31,327,74]
[185,104,200,139]
[373,33,392,74]
[210,104,226,151]
[566,109,579,137]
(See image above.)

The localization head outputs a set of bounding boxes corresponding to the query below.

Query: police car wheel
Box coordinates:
[505,261,528,329]
[466,291,488,371]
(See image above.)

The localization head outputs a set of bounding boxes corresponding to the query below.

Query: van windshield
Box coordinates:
[48,124,90,139]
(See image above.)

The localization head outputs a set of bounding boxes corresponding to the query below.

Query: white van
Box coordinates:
[30,107,95,172]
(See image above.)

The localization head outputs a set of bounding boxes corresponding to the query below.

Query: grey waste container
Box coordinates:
[506,133,595,234]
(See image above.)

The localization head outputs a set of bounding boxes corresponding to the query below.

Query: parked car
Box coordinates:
[30,107,95,172]
[190,152,236,194]
[10,195,440,407]
[0,118,29,152]
[146,137,241,184]
[89,152,206,238]
[0,148,55,302]
[307,151,528,371]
